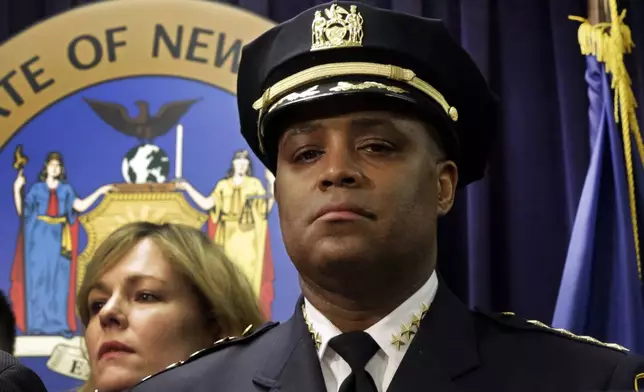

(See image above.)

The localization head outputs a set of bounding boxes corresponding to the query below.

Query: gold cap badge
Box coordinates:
[311,4,363,51]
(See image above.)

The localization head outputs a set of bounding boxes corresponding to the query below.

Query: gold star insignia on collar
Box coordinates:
[391,334,406,350]
[309,327,322,349]
[302,300,432,352]
[400,323,415,340]
[410,313,422,329]
[390,302,432,351]
[302,304,322,350]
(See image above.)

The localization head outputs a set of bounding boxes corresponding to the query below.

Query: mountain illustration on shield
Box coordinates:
[83,97,201,184]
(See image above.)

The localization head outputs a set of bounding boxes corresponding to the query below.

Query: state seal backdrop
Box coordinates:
[0,1,299,390]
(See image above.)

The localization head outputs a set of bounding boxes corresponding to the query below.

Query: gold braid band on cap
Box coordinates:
[253,62,457,119]
[253,62,458,153]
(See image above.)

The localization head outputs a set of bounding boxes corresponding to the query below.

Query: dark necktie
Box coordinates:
[327,331,380,392]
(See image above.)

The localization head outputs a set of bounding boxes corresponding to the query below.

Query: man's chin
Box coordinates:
[310,238,377,270]
[307,219,373,240]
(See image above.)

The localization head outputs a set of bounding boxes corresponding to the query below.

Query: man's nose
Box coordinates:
[316,145,366,191]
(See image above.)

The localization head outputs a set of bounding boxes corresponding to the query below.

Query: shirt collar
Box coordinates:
[303,270,439,361]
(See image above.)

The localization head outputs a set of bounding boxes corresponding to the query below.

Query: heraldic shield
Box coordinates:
[76,183,210,289]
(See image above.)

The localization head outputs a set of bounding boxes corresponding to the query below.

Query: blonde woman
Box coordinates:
[76,221,265,392]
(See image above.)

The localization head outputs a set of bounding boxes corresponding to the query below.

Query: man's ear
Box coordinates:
[436,160,458,217]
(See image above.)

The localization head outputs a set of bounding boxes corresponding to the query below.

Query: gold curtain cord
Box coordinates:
[569,0,643,280]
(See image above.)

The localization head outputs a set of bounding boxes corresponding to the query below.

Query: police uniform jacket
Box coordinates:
[130,278,644,392]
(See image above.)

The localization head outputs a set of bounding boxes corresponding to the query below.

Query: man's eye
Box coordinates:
[361,142,394,153]
[294,149,323,162]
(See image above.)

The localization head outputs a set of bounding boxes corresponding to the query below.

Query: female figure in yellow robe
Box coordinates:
[177,150,275,317]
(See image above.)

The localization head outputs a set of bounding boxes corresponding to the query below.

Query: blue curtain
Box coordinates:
[1,0,643,325]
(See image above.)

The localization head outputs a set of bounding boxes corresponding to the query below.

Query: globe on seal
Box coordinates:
[121,144,171,184]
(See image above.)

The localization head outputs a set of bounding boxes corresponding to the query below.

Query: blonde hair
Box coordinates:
[77,221,265,391]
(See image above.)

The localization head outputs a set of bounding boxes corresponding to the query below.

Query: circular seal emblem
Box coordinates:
[0,1,299,390]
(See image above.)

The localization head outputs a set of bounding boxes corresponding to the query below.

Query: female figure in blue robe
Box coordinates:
[11,152,112,336]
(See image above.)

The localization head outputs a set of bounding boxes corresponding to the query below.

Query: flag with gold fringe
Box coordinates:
[552,0,644,354]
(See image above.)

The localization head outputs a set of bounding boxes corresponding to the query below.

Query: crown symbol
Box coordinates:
[311,4,364,51]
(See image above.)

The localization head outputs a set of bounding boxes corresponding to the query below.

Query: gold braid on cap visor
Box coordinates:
[251,62,459,153]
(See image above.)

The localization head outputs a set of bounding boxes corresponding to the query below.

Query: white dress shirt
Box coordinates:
[303,271,439,392]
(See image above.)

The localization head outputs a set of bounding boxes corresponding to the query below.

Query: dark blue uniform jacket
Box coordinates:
[132,281,644,392]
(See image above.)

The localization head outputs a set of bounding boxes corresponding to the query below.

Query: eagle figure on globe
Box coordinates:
[83,97,201,184]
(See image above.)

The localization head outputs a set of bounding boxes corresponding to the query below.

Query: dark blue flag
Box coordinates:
[552,11,644,354]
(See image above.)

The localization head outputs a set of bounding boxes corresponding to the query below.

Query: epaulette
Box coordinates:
[135,321,280,385]
[476,308,629,353]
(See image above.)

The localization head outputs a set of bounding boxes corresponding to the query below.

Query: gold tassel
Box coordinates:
[569,0,643,280]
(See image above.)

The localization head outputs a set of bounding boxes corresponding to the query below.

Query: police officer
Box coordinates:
[131,2,644,391]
